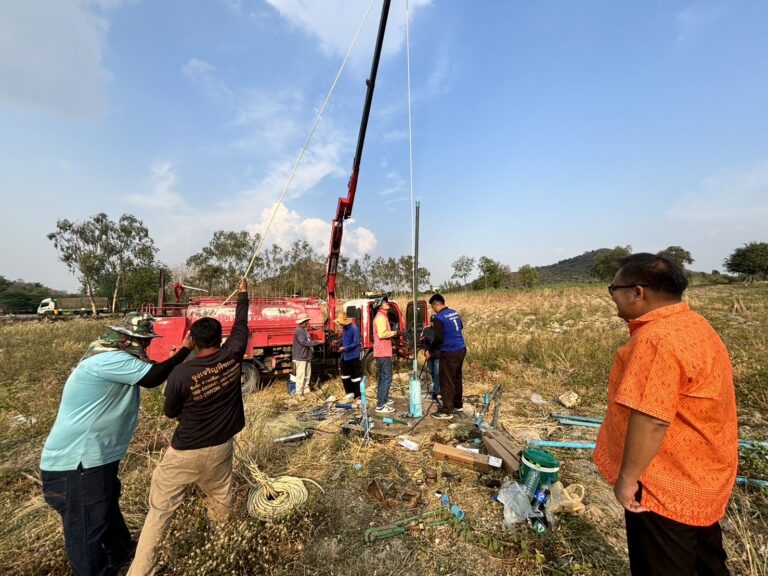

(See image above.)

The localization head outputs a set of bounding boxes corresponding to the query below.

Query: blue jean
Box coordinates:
[42,460,134,576]
[376,357,393,408]
[428,357,440,396]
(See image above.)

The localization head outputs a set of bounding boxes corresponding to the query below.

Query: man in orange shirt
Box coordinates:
[594,253,737,575]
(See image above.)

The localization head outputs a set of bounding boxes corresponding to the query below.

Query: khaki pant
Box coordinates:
[294,360,311,395]
[127,440,233,576]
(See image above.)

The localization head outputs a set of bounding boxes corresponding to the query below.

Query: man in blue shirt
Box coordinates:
[336,311,362,402]
[40,313,192,576]
[427,294,467,421]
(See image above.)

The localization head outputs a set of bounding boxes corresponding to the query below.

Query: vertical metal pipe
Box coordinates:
[412,201,420,377]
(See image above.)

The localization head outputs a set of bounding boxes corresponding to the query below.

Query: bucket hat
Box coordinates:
[108,312,160,339]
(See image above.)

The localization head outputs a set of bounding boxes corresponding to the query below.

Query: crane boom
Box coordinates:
[325,0,391,326]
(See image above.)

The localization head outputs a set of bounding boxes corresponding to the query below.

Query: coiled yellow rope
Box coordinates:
[239,457,323,520]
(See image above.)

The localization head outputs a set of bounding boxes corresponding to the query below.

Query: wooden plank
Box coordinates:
[432,443,502,473]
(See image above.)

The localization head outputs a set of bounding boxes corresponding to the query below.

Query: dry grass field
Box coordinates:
[1,283,766,575]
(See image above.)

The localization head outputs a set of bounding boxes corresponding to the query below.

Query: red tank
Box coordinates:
[147,295,325,365]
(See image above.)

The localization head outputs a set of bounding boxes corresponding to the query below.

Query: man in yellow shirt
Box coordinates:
[372,297,399,413]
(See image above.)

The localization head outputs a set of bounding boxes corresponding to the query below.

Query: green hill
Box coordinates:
[532,249,610,284]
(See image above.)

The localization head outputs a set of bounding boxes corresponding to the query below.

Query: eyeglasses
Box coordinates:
[607,284,647,295]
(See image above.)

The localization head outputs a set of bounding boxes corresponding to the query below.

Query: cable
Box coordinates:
[243,461,323,520]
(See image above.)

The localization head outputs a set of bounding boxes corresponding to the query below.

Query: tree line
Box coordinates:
[4,212,762,315]
[42,213,431,315]
[444,243,768,291]
[181,230,430,298]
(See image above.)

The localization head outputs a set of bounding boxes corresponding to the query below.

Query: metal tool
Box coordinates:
[274,430,314,443]
[364,509,449,543]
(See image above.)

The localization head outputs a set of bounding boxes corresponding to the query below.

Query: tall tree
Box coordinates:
[451,255,475,288]
[592,246,632,281]
[107,214,157,313]
[476,256,509,289]
[657,246,693,271]
[186,230,261,294]
[517,264,538,288]
[396,256,431,293]
[48,213,116,315]
[724,242,768,281]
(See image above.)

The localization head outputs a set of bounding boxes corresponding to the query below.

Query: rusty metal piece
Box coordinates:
[367,480,386,502]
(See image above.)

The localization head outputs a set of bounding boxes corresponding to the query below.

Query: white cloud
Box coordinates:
[129,162,186,209]
[239,123,349,201]
[0,0,113,116]
[379,171,405,196]
[182,58,233,102]
[250,203,376,261]
[264,0,432,62]
[675,3,725,44]
[415,54,452,102]
[218,0,243,14]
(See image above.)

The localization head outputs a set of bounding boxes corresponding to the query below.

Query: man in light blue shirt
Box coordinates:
[41,313,192,576]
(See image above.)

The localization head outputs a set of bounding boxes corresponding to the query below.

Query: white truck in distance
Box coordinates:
[37,296,109,319]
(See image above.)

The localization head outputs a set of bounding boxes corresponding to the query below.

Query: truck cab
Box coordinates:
[338,297,429,376]
[37,298,58,318]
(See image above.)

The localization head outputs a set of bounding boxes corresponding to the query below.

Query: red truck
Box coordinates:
[143,0,428,392]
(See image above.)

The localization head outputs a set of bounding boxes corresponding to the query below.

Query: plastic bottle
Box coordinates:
[522,469,541,499]
[530,481,551,532]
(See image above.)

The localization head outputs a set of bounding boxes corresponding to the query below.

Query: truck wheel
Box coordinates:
[363,350,379,380]
[241,362,261,395]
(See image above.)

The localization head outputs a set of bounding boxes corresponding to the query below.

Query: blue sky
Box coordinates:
[1,0,767,292]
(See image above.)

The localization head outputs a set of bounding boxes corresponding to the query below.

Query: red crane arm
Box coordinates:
[325,0,390,326]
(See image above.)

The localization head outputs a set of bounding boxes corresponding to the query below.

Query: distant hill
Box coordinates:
[532,249,611,284]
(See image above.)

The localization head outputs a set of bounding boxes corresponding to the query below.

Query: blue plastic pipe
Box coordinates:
[528,440,596,450]
[549,413,604,424]
[735,476,768,488]
[557,418,602,429]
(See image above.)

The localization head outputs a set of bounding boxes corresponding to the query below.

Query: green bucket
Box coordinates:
[519,448,560,496]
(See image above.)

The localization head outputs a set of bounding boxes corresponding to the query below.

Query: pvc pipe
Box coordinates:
[549,413,603,424]
[739,440,768,450]
[735,476,768,488]
[528,440,596,450]
[557,418,602,429]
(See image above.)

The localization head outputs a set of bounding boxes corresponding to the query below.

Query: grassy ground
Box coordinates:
[0,283,766,575]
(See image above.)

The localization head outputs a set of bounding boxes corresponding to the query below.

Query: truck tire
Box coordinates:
[363,350,379,380]
[241,362,261,395]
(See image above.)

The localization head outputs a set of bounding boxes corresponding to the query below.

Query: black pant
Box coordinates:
[42,461,134,576]
[341,357,362,398]
[438,347,466,414]
[625,508,729,576]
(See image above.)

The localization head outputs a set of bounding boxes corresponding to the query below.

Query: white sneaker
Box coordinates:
[376,405,395,414]
[385,399,395,406]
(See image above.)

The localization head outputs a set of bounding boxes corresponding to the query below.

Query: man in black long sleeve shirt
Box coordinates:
[129,279,250,576]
